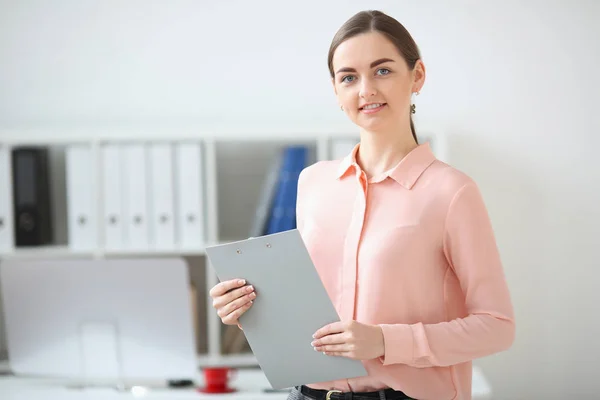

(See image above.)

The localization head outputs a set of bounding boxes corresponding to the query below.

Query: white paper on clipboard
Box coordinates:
[205,229,368,389]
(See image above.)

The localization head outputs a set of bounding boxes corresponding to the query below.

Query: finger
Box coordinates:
[313,321,345,339]
[314,343,352,353]
[222,300,253,325]
[323,351,354,358]
[218,290,256,317]
[311,333,347,347]
[210,279,247,298]
[213,285,254,309]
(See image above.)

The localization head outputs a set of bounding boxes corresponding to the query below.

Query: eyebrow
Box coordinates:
[335,58,395,75]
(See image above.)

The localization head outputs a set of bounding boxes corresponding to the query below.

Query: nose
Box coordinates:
[359,78,377,98]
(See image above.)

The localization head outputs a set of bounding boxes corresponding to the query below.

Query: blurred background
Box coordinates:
[0,0,599,399]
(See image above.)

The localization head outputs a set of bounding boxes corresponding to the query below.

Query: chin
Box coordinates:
[353,116,391,133]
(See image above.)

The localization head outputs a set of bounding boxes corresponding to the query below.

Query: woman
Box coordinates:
[209,10,515,400]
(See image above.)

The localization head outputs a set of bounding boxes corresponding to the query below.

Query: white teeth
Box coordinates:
[363,103,383,110]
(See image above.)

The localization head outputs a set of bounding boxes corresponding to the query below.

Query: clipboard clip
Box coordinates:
[236,243,272,254]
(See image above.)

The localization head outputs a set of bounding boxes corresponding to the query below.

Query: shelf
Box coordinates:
[0,240,248,260]
[0,354,258,374]
[0,133,361,375]
[0,245,93,259]
[0,246,211,260]
[0,127,359,145]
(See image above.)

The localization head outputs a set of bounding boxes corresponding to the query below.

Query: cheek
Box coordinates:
[336,84,357,104]
[383,81,410,107]
[339,91,356,109]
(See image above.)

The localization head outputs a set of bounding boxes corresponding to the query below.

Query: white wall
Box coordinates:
[1,0,599,398]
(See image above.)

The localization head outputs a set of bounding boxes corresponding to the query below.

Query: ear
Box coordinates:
[412,59,426,93]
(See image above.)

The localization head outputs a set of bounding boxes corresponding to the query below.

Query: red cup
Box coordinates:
[198,367,237,393]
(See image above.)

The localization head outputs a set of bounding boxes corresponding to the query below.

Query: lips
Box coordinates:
[359,102,387,114]
[359,102,387,110]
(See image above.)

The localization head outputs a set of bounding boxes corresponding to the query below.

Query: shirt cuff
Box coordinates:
[378,323,414,366]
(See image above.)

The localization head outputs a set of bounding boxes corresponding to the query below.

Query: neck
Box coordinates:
[356,124,418,179]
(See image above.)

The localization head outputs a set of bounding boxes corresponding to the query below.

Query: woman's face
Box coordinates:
[331,31,425,133]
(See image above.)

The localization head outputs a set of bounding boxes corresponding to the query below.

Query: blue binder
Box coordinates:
[265,146,308,234]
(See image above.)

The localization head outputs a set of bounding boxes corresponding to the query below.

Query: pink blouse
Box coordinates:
[296,142,515,400]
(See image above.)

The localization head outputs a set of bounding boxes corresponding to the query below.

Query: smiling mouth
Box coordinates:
[359,103,387,112]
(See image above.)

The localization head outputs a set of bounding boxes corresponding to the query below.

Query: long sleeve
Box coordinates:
[378,181,515,368]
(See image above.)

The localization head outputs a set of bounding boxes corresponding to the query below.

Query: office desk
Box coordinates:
[0,365,492,400]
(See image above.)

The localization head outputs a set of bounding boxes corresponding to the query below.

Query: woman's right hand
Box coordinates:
[209,279,256,329]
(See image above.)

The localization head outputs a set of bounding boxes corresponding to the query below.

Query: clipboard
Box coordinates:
[205,229,369,389]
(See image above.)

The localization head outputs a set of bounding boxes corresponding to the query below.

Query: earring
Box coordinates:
[340,105,343,111]
[410,92,417,114]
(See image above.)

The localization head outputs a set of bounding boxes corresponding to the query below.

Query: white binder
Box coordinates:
[65,144,96,251]
[123,144,150,250]
[175,142,205,250]
[149,142,175,250]
[101,144,125,251]
[0,145,14,252]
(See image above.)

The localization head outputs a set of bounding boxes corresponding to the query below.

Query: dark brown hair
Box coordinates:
[327,10,421,144]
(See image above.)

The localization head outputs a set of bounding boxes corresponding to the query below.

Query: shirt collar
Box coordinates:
[335,141,436,189]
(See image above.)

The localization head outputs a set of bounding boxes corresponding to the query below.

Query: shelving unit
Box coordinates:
[0,129,362,368]
[0,126,446,370]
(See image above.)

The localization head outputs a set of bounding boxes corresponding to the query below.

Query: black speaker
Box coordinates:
[12,147,53,247]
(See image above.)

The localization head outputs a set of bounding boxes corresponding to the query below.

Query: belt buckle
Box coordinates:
[326,390,342,400]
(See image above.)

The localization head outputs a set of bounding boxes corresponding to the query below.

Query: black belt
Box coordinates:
[299,385,414,400]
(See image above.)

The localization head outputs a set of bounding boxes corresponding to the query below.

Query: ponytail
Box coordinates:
[410,118,418,144]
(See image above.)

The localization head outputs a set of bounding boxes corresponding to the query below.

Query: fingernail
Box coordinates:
[312,334,316,338]
[238,279,245,285]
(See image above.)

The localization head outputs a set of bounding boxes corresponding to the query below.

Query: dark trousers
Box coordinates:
[288,385,416,400]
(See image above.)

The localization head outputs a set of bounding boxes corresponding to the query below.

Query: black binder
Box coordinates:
[12,147,53,246]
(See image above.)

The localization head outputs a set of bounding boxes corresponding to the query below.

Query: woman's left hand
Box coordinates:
[311,320,385,360]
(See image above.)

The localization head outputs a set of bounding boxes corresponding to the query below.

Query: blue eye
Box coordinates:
[341,75,355,83]
[377,68,391,75]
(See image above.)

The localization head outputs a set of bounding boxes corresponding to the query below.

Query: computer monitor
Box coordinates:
[0,257,198,387]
